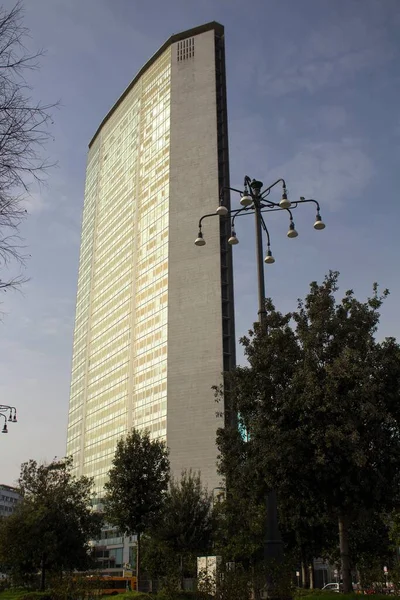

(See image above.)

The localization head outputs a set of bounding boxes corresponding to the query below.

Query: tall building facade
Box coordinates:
[67,22,235,498]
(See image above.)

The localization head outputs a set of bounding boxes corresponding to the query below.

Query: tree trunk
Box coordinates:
[301,559,308,589]
[40,555,46,591]
[179,554,184,590]
[308,563,315,589]
[136,532,141,592]
[338,514,352,593]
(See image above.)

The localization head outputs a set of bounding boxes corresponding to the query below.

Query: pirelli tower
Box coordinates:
[67,22,235,497]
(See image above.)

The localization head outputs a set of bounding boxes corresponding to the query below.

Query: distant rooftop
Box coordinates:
[0,484,19,492]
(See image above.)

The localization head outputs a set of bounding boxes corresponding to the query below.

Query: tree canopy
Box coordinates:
[0,457,102,589]
[217,272,400,592]
[104,428,170,590]
[144,470,213,584]
[156,470,212,556]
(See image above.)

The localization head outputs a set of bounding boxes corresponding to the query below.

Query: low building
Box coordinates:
[91,528,136,576]
[0,484,21,518]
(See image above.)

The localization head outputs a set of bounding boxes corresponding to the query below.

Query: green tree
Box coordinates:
[214,426,265,568]
[215,423,331,589]
[104,428,170,591]
[147,470,213,586]
[217,272,400,593]
[279,502,337,588]
[349,511,392,576]
[141,535,177,586]
[0,457,102,589]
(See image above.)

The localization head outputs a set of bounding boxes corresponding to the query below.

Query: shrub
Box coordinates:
[116,593,152,600]
[19,593,52,600]
[156,592,211,600]
[294,590,338,597]
[295,595,400,600]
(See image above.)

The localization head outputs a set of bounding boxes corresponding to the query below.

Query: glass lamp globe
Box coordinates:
[216,205,228,216]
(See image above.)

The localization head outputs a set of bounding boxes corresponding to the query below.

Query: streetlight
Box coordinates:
[0,405,18,434]
[195,175,325,566]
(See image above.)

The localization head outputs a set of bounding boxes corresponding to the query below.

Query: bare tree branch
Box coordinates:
[0,1,57,292]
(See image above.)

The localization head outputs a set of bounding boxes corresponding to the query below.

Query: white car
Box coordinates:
[321,583,340,592]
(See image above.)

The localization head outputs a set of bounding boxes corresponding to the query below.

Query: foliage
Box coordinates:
[0,457,102,589]
[47,573,105,600]
[348,511,392,570]
[0,1,56,291]
[141,534,178,582]
[388,509,400,552]
[145,470,212,584]
[212,492,264,567]
[156,590,212,600]
[197,559,294,600]
[251,558,295,600]
[294,590,334,597]
[280,505,337,573]
[104,428,170,537]
[159,470,212,557]
[294,595,394,600]
[158,592,212,600]
[18,594,52,600]
[213,426,265,566]
[0,591,28,600]
[104,428,170,590]
[217,272,400,592]
[104,594,151,600]
[0,595,50,600]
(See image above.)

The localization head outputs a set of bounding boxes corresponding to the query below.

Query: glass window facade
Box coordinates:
[67,23,235,501]
[67,48,171,496]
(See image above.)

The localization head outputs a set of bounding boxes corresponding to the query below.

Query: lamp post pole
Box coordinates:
[254,191,267,323]
[195,175,325,579]
[249,178,285,564]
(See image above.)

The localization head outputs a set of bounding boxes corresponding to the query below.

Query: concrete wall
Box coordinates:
[167,29,225,491]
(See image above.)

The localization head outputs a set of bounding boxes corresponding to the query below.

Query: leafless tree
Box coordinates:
[0,1,56,291]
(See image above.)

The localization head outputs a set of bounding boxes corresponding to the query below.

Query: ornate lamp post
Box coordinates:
[0,405,18,433]
[195,175,325,568]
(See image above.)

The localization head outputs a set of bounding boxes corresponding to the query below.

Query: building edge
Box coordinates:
[89,22,224,149]
[214,28,236,380]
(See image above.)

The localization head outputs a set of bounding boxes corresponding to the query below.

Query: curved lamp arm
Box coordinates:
[295,197,322,212]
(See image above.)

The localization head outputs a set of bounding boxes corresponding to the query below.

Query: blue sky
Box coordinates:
[1,0,400,485]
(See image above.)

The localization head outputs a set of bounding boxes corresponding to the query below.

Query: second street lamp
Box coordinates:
[0,405,18,434]
[195,175,325,567]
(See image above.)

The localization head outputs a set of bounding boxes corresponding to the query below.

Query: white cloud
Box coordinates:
[269,138,374,208]
[228,117,373,211]
[256,11,396,97]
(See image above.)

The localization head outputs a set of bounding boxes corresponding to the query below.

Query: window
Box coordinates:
[177,37,194,61]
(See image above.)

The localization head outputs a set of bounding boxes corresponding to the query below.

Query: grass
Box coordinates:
[0,591,29,600]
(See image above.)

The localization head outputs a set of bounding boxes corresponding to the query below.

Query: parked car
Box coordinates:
[321,583,340,592]
[321,582,362,593]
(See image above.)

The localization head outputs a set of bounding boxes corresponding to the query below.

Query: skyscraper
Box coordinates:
[67,22,235,498]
